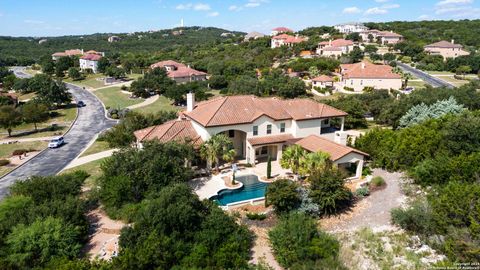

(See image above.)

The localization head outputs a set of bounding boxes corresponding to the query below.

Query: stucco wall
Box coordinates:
[424,47,469,59]
[344,78,402,92]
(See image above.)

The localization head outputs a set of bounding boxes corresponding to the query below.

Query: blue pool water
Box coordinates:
[211,174,268,206]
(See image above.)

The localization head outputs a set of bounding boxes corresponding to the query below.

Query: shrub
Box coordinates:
[296,187,320,217]
[12,149,28,156]
[391,199,433,236]
[308,169,353,216]
[355,186,370,198]
[265,179,300,215]
[344,87,354,92]
[246,212,267,221]
[362,166,372,176]
[269,212,342,268]
[0,159,10,166]
[363,86,374,92]
[370,176,386,187]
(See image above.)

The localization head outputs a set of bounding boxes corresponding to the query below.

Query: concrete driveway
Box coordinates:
[395,62,454,89]
[0,67,117,199]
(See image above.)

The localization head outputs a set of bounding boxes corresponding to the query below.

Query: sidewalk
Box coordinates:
[126,95,159,109]
[64,149,118,170]
[0,136,53,144]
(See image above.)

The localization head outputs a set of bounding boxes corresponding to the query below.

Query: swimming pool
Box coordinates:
[211,174,268,206]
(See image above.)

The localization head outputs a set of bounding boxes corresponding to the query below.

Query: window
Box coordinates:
[267,124,272,135]
[280,123,285,133]
[323,119,329,125]
[261,146,268,155]
[360,80,363,86]
[228,130,235,138]
[253,126,258,136]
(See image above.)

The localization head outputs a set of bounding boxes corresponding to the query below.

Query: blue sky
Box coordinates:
[1,0,479,36]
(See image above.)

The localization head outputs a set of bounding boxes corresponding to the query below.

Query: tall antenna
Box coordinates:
[180,18,184,27]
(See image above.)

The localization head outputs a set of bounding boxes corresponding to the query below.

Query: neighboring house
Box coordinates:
[80,53,102,73]
[424,40,469,59]
[51,49,84,61]
[271,27,293,36]
[244,31,266,41]
[271,34,307,49]
[360,30,403,45]
[311,75,335,89]
[316,39,354,57]
[340,61,402,92]
[108,36,121,43]
[334,23,368,34]
[150,60,207,84]
[134,94,360,170]
[293,135,368,178]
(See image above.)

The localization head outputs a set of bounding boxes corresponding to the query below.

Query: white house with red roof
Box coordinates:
[271,34,307,49]
[340,61,402,92]
[360,30,404,45]
[334,23,368,34]
[271,27,293,36]
[424,40,469,59]
[311,75,335,89]
[150,60,207,83]
[79,52,104,73]
[134,94,368,177]
[316,39,355,57]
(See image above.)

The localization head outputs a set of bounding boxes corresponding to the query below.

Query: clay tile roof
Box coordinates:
[425,40,463,49]
[340,61,401,79]
[52,49,83,57]
[272,34,291,40]
[52,52,67,57]
[150,60,187,69]
[273,27,293,32]
[134,119,203,146]
[300,51,312,56]
[378,31,403,38]
[168,67,206,78]
[295,135,368,161]
[285,36,306,43]
[248,134,295,146]
[184,96,347,127]
[312,75,334,82]
[80,54,102,61]
[320,39,354,47]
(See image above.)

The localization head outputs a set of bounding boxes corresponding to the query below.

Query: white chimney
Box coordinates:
[329,39,332,46]
[187,92,195,112]
[334,131,348,146]
[361,62,366,69]
[451,39,454,44]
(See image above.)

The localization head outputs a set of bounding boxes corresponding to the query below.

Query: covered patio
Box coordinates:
[246,134,295,165]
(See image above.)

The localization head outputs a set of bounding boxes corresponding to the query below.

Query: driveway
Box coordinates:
[0,67,117,199]
[395,62,454,89]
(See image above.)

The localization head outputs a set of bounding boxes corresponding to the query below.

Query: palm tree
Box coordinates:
[200,134,236,173]
[298,151,332,177]
[280,145,306,176]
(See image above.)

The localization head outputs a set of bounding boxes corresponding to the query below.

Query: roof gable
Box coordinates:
[295,135,368,161]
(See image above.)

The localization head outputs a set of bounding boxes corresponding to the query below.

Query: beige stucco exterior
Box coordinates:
[343,77,402,92]
[424,47,469,59]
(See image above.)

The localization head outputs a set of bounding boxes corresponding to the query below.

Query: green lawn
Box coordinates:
[79,139,111,157]
[3,105,77,139]
[64,73,106,89]
[61,158,106,188]
[0,141,48,158]
[94,86,144,109]
[17,92,36,102]
[133,95,179,115]
[407,80,426,89]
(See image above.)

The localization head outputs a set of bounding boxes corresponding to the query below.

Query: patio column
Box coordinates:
[340,117,345,132]
[355,159,364,179]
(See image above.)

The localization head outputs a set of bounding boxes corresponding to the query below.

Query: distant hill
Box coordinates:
[365,19,480,48]
[0,26,245,65]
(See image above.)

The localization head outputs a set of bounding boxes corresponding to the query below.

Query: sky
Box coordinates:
[0,0,479,37]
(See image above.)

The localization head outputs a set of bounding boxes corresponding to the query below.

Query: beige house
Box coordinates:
[316,39,354,57]
[334,23,368,34]
[340,61,402,92]
[51,49,84,61]
[134,94,369,176]
[424,40,469,59]
[271,34,306,49]
[150,60,207,83]
[360,30,403,45]
[311,75,335,89]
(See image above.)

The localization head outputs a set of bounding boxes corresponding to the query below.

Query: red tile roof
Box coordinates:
[312,75,334,82]
[378,31,403,38]
[425,40,463,49]
[295,135,368,161]
[319,39,354,47]
[80,54,102,61]
[52,49,83,57]
[134,119,203,146]
[248,134,295,146]
[340,61,401,79]
[272,34,292,40]
[150,60,206,78]
[272,27,293,32]
[150,60,187,69]
[184,95,347,127]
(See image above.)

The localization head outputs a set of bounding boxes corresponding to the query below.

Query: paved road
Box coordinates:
[395,62,454,89]
[0,67,116,199]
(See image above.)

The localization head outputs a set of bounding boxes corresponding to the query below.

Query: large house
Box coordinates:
[134,94,368,178]
[79,53,103,73]
[271,34,306,49]
[244,31,265,41]
[340,61,402,92]
[316,39,354,57]
[424,40,469,59]
[271,27,293,36]
[51,49,84,61]
[311,75,335,89]
[360,30,404,45]
[334,23,368,34]
[150,60,207,83]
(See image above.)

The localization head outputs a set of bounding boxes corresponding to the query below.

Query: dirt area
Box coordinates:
[83,208,126,261]
[320,169,406,233]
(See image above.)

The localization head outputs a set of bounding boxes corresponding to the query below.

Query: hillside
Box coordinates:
[0,26,245,65]
[365,19,480,48]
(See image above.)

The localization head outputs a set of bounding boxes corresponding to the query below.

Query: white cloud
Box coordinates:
[245,0,268,8]
[343,7,362,14]
[229,5,242,11]
[375,0,389,2]
[245,2,260,7]
[175,3,211,11]
[364,7,388,15]
[418,14,431,20]
[175,3,192,10]
[382,3,400,9]
[24,19,45,24]
[207,11,219,17]
[436,0,473,6]
[194,3,210,11]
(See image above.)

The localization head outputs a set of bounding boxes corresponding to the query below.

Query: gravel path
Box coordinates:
[321,169,406,232]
